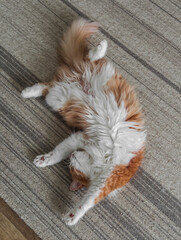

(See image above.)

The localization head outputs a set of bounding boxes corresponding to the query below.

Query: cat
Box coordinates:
[21,18,146,225]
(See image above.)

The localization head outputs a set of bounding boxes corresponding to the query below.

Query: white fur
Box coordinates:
[21,84,46,98]
[88,40,108,62]
[63,160,113,225]
[23,41,146,225]
[33,131,114,225]
[45,62,115,112]
[83,62,115,96]
[45,81,86,111]
[70,151,93,178]
[63,189,98,225]
[34,132,85,167]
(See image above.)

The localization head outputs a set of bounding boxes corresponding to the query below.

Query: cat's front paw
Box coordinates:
[21,87,33,98]
[33,152,54,167]
[63,206,84,226]
[63,212,78,226]
[21,84,44,98]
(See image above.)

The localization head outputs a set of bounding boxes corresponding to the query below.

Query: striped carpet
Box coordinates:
[0,0,181,239]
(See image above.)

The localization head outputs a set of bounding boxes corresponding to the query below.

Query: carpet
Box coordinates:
[0,0,181,239]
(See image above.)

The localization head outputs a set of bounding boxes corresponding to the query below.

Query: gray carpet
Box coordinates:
[1,0,181,239]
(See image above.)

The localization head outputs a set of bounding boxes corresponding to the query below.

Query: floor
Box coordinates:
[1,0,181,239]
[0,198,40,240]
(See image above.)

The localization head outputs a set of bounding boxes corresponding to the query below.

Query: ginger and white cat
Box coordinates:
[22,19,146,225]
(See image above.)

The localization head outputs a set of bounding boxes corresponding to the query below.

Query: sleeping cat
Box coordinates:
[22,18,146,225]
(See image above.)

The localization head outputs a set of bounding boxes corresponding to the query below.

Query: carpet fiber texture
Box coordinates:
[0,0,181,239]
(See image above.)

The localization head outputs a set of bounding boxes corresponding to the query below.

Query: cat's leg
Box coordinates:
[21,75,57,98]
[21,83,48,98]
[63,184,101,225]
[21,79,56,98]
[88,40,108,62]
[64,148,145,224]
[34,132,85,168]
[63,169,111,225]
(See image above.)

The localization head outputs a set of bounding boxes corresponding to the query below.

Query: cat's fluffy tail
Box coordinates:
[58,18,99,70]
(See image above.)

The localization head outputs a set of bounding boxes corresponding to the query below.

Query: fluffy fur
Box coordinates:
[22,18,146,225]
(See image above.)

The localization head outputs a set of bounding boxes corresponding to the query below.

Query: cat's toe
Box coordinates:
[33,154,49,167]
[63,212,77,226]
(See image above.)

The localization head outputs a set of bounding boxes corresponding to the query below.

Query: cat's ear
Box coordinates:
[69,180,82,191]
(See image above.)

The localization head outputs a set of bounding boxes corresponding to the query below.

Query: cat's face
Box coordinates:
[69,151,91,191]
[69,166,90,191]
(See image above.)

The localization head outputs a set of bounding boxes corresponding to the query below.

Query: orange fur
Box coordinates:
[94,148,144,204]
[90,58,109,72]
[42,88,49,96]
[70,166,90,187]
[59,99,89,129]
[40,20,108,102]
[58,19,99,74]
[106,74,144,127]
[40,75,59,95]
